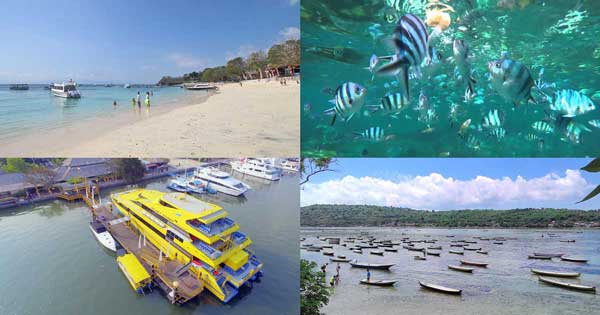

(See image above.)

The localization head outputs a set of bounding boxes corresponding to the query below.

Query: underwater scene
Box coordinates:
[301,0,600,157]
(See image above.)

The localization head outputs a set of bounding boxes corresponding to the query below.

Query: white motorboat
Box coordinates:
[195,167,250,196]
[276,158,300,172]
[230,158,281,181]
[185,83,218,91]
[51,81,81,98]
[89,220,117,252]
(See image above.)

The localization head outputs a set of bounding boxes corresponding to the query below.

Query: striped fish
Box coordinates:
[489,127,506,140]
[323,82,367,125]
[482,109,504,129]
[550,89,596,117]
[367,92,408,116]
[453,39,476,101]
[525,133,539,141]
[464,134,481,150]
[375,14,429,102]
[532,121,554,134]
[354,127,389,142]
[564,121,590,144]
[488,56,536,106]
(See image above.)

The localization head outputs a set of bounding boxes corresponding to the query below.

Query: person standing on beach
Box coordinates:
[136,92,141,107]
[113,100,117,109]
[145,92,151,107]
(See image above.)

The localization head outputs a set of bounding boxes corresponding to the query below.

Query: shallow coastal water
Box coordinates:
[301,0,600,157]
[0,174,299,315]
[0,85,210,142]
[301,227,600,315]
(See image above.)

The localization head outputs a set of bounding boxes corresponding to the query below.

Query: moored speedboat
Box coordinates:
[166,178,192,193]
[89,220,117,252]
[195,167,250,196]
[51,81,81,98]
[230,158,281,181]
[185,83,218,90]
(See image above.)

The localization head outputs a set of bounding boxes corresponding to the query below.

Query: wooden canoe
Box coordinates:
[449,250,464,255]
[559,240,576,243]
[419,281,462,295]
[448,265,474,273]
[353,250,362,254]
[460,260,488,267]
[370,250,384,256]
[531,269,580,278]
[384,248,398,252]
[330,257,351,262]
[427,246,442,250]
[337,255,347,259]
[405,246,426,252]
[349,261,395,270]
[476,250,488,255]
[533,252,564,257]
[427,251,441,256]
[323,251,334,256]
[538,277,596,293]
[528,255,553,260]
[464,247,481,251]
[560,256,588,263]
[414,256,427,260]
[360,279,397,286]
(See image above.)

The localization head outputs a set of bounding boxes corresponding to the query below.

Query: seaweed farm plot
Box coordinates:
[301,0,600,157]
[301,227,600,315]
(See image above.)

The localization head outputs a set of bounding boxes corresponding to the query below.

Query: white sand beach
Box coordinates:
[0,80,299,157]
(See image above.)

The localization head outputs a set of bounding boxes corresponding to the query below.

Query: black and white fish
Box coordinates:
[488,55,536,107]
[323,82,367,125]
[532,120,554,134]
[354,126,393,142]
[367,92,409,116]
[564,121,591,144]
[489,127,506,140]
[453,39,476,101]
[550,89,596,117]
[374,14,430,102]
[524,133,539,141]
[482,109,504,129]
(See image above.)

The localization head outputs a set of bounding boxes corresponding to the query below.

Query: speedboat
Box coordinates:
[89,220,117,252]
[276,159,300,172]
[195,167,250,196]
[51,82,81,98]
[167,178,192,192]
[230,158,281,181]
[9,84,29,90]
[185,83,218,91]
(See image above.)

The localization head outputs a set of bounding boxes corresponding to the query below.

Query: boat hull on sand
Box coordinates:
[419,281,462,295]
[538,277,596,293]
[531,269,580,278]
[360,279,397,286]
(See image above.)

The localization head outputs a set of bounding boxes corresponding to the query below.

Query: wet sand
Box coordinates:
[0,80,299,157]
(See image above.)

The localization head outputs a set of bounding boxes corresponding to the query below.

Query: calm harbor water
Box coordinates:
[301,0,600,157]
[0,173,299,315]
[0,85,209,141]
[301,227,600,315]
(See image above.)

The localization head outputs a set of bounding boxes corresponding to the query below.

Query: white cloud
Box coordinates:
[301,170,591,210]
[279,26,300,40]
[167,53,206,69]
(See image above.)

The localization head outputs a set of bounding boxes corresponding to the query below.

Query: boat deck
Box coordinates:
[92,203,204,304]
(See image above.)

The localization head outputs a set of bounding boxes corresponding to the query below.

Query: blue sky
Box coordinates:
[0,0,299,84]
[302,158,600,210]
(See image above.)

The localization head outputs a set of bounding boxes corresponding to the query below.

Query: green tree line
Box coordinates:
[301,204,600,228]
[158,39,299,85]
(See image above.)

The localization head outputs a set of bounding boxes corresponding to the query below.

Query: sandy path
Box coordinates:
[0,80,299,157]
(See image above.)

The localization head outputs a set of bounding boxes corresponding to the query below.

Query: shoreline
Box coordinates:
[301,225,600,230]
[0,80,299,157]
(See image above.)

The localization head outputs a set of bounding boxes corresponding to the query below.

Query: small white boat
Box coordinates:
[419,281,462,295]
[276,159,300,172]
[51,82,81,98]
[195,167,250,196]
[89,221,116,252]
[231,158,282,181]
[185,83,218,90]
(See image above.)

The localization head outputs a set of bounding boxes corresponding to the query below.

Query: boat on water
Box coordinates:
[464,247,481,251]
[51,81,81,98]
[330,257,351,262]
[560,256,588,263]
[370,250,384,256]
[230,158,282,181]
[360,279,397,286]
[349,261,395,270]
[533,252,564,257]
[531,269,580,278]
[460,260,488,267]
[528,255,553,260]
[538,276,596,293]
[111,189,263,303]
[275,158,300,172]
[166,178,193,193]
[449,250,464,255]
[89,220,117,252]
[323,251,334,256]
[185,83,218,91]
[195,167,250,196]
[9,84,29,90]
[476,250,488,255]
[414,256,426,260]
[448,265,474,273]
[419,281,462,295]
[352,249,362,254]
[426,251,441,256]
[559,240,576,243]
[384,248,398,252]
[427,246,442,250]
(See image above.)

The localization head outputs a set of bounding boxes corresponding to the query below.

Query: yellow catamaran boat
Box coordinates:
[110,189,263,303]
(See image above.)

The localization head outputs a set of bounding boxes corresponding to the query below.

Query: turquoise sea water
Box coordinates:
[301,0,600,157]
[0,85,203,141]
